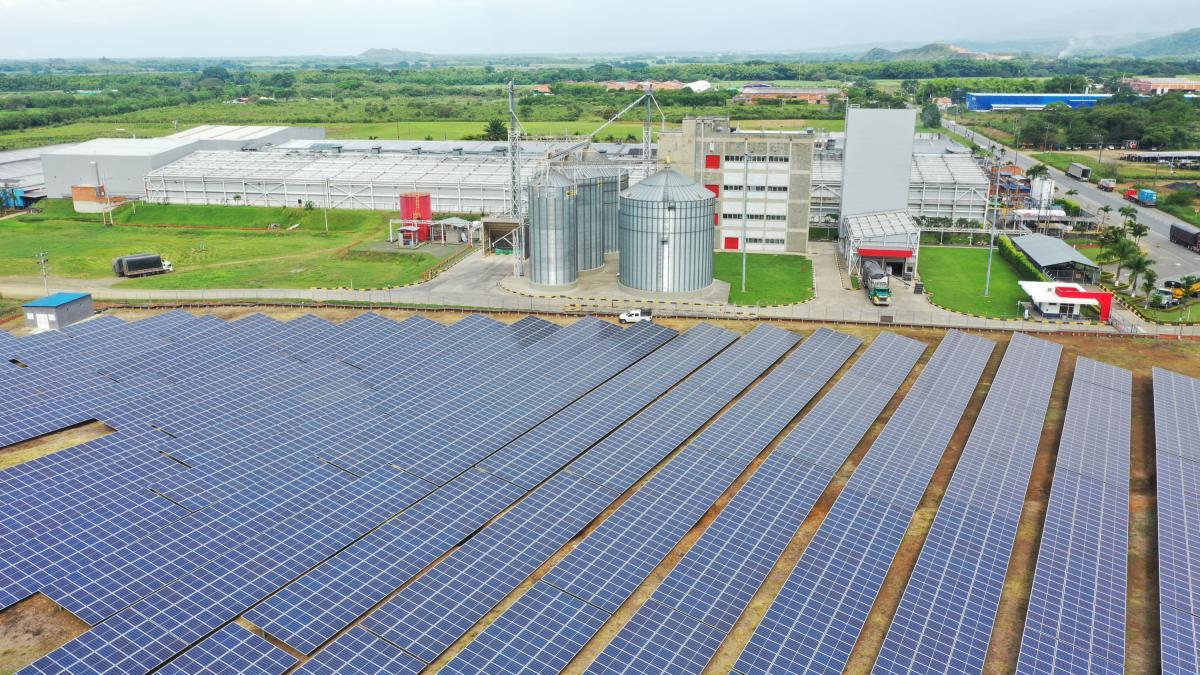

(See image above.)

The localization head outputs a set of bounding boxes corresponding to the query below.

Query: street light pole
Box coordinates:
[323,177,330,235]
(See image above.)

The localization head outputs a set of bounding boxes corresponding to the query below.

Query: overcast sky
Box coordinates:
[2,0,1199,59]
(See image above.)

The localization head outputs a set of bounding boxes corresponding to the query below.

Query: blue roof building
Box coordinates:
[965,93,1115,111]
[22,292,94,331]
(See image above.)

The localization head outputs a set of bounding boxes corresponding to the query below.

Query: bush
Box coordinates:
[998,235,1050,282]
[1166,189,1198,207]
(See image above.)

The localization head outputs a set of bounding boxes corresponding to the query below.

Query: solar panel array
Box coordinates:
[438,328,861,673]
[733,330,996,675]
[1016,357,1131,675]
[1153,367,1200,674]
[875,333,1062,674]
[589,332,927,674]
[0,312,1181,675]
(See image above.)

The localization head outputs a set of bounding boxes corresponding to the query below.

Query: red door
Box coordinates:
[724,236,739,250]
[705,155,721,169]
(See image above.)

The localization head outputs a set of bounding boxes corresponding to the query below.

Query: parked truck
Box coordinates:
[1097,178,1117,192]
[1171,223,1200,253]
[1066,162,1092,181]
[862,260,892,306]
[1124,188,1157,207]
[112,253,173,278]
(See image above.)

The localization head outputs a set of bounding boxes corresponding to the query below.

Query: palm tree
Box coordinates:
[1141,269,1159,308]
[1119,205,1137,224]
[1026,163,1050,180]
[1126,255,1155,296]
[1098,205,1113,227]
[1126,221,1150,245]
[1110,239,1140,284]
[1181,274,1200,297]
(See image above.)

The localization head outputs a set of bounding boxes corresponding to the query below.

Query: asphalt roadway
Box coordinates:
[944,119,1200,282]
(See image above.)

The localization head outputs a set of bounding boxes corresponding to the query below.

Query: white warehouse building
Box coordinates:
[40,125,325,198]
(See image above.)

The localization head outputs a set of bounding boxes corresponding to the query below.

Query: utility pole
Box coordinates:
[984,151,1001,297]
[35,251,49,295]
[643,86,654,177]
[323,177,330,235]
[741,139,749,293]
[508,80,524,278]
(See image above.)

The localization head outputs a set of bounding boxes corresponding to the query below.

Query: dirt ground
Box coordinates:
[0,420,114,472]
[1,307,1196,673]
[0,595,88,675]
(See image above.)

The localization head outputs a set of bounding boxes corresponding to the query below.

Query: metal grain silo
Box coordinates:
[572,167,628,254]
[619,170,715,294]
[527,171,577,288]
[573,174,605,271]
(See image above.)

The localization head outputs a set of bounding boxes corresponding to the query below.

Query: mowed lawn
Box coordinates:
[1,201,459,289]
[714,252,814,305]
[918,247,1027,318]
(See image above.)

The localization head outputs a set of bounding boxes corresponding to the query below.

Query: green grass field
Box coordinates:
[1163,203,1200,227]
[1,201,458,289]
[1033,152,1200,182]
[918,246,1027,318]
[714,252,814,305]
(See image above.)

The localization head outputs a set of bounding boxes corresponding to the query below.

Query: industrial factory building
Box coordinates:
[810,152,990,225]
[965,93,1116,111]
[659,117,814,254]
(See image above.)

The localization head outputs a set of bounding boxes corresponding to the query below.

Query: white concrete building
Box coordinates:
[840,210,920,279]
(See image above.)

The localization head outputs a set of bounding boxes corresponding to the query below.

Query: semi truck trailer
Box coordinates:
[1171,223,1200,253]
[1124,188,1157,207]
[862,260,892,306]
[112,254,173,277]
[1066,162,1092,181]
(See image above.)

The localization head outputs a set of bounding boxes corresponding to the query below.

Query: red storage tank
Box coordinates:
[400,192,432,241]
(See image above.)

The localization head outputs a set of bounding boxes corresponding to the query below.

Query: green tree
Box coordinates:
[482,119,508,141]
[920,103,941,129]
[1126,254,1154,296]
[1141,269,1159,307]
[1126,221,1149,245]
[1119,205,1138,223]
[1098,205,1113,227]
[1109,238,1139,283]
[1025,163,1050,180]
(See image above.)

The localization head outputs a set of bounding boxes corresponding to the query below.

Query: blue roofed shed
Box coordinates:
[22,292,94,331]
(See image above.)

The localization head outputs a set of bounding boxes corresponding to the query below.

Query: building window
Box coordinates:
[723,184,743,191]
[768,186,788,192]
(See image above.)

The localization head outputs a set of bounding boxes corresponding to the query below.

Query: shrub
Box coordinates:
[998,235,1050,282]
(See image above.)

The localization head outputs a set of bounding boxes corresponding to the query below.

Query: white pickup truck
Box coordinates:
[618,308,653,324]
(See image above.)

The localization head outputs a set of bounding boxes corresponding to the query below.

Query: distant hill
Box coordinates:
[1112,28,1200,57]
[357,48,435,63]
[859,43,1011,62]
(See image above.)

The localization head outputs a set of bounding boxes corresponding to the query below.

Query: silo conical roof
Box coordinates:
[620,169,713,203]
[532,170,574,188]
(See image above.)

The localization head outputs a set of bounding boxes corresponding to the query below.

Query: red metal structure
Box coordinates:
[400,192,432,241]
[1054,286,1113,322]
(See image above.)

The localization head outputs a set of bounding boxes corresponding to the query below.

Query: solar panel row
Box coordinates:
[1153,367,1200,674]
[1015,357,1131,675]
[586,332,927,674]
[876,333,1062,675]
[26,318,670,672]
[156,624,296,675]
[241,321,734,655]
[732,330,995,675]
[351,325,801,667]
[439,328,860,673]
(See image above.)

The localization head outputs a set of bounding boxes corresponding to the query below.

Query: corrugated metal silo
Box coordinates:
[573,174,605,271]
[527,171,578,288]
[619,169,715,294]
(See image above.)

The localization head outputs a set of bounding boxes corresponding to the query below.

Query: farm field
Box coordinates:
[713,252,815,305]
[917,246,1027,318]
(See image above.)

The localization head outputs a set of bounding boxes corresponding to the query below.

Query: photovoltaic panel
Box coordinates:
[584,333,926,675]
[1153,367,1200,674]
[359,472,616,664]
[243,469,525,653]
[441,328,860,674]
[439,582,610,675]
[586,600,727,675]
[356,327,783,666]
[733,330,995,675]
[875,333,1061,675]
[157,624,297,675]
[296,628,424,675]
[1016,357,1130,674]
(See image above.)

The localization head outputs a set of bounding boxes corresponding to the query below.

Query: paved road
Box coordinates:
[945,120,1200,282]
